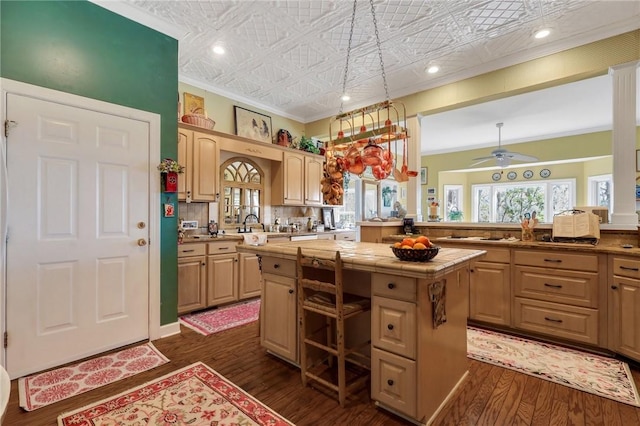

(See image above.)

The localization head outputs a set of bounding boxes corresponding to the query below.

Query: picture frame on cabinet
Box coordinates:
[234,106,272,143]
[322,207,335,230]
[183,92,204,114]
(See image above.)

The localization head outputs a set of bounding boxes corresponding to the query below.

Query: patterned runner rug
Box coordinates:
[57,361,294,426]
[467,327,640,407]
[180,298,260,336]
[19,342,169,411]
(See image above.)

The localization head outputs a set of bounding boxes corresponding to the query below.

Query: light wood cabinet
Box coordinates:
[260,257,298,363]
[238,252,261,299]
[271,151,323,206]
[177,128,217,202]
[609,255,640,361]
[335,231,357,241]
[207,252,238,306]
[513,249,603,346]
[469,260,511,326]
[177,244,207,315]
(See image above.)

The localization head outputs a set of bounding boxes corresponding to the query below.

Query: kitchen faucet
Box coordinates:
[239,213,264,233]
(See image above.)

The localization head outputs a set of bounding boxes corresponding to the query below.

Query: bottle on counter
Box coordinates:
[307,217,313,231]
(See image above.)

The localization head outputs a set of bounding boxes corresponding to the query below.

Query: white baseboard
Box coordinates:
[156,321,181,340]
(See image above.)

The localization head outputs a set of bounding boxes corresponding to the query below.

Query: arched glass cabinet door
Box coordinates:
[220,157,264,230]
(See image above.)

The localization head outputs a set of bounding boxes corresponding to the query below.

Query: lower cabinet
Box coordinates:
[177,250,207,315]
[609,255,640,362]
[469,252,511,326]
[207,252,238,306]
[178,241,262,315]
[260,257,298,363]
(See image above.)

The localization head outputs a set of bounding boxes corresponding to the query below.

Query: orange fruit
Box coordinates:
[415,236,430,246]
[400,238,415,247]
[413,242,427,249]
[393,242,402,248]
[401,245,413,249]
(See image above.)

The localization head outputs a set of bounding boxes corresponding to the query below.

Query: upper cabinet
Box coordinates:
[178,128,217,202]
[272,151,323,206]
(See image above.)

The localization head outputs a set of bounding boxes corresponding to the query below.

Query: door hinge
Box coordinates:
[4,331,7,348]
[4,120,17,137]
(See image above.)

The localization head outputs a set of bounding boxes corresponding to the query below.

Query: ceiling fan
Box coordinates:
[470,122,539,167]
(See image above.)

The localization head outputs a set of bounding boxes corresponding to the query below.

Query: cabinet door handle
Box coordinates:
[387,283,395,289]
[288,289,294,294]
[218,247,230,250]
[201,262,205,266]
[183,249,195,253]
[620,265,639,272]
[611,285,618,290]
[544,317,563,323]
[387,324,394,330]
[273,264,280,269]
[387,379,394,386]
[544,283,562,289]
[543,259,562,263]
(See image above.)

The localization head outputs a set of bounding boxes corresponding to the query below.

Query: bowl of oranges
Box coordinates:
[390,235,440,262]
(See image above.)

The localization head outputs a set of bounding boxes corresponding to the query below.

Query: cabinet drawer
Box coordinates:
[514,266,598,308]
[371,347,417,419]
[335,231,356,241]
[479,247,510,263]
[207,241,237,255]
[513,250,598,272]
[372,274,416,302]
[178,243,206,257]
[316,233,334,240]
[513,297,598,345]
[372,297,416,359]
[612,257,640,279]
[261,257,296,277]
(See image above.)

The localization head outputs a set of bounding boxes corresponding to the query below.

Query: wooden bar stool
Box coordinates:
[296,247,371,407]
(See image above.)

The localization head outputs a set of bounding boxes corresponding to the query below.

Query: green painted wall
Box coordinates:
[1,1,179,325]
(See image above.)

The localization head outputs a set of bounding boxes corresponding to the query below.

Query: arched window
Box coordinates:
[220,157,264,230]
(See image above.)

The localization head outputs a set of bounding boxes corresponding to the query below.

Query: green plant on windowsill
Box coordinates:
[448,207,464,222]
[299,135,320,154]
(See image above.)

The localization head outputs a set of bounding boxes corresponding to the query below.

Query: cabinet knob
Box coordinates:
[611,285,618,290]
[201,262,205,266]
[288,289,294,294]
[387,324,394,330]
[387,283,395,289]
[387,379,394,386]
[274,264,280,269]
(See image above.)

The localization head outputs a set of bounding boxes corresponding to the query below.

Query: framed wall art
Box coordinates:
[183,92,204,114]
[234,106,272,143]
[420,167,428,185]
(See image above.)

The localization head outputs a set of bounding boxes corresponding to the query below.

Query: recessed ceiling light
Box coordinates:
[534,29,550,39]
[341,94,351,102]
[212,45,225,55]
[427,65,439,74]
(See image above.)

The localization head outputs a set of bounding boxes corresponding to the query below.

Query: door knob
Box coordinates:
[137,239,147,246]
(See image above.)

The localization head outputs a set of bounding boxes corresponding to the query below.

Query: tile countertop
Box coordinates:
[180,229,355,244]
[236,239,485,280]
[383,234,640,257]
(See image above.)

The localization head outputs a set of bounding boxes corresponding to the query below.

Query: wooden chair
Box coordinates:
[296,247,371,407]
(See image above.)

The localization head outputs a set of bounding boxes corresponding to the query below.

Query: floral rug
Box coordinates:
[467,327,640,407]
[19,342,169,411]
[57,361,294,426]
[180,298,260,336]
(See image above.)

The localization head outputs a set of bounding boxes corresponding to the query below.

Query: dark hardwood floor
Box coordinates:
[5,321,640,425]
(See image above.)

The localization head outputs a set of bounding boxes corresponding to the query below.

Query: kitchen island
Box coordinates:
[237,240,485,425]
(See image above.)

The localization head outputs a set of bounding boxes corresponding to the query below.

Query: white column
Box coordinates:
[609,61,639,226]
[406,116,422,221]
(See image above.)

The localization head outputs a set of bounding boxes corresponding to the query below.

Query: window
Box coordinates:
[471,179,575,223]
[333,173,359,229]
[220,157,264,229]
[588,174,613,214]
[443,185,463,221]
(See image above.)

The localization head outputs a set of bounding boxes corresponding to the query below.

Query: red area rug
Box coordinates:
[57,361,294,426]
[18,342,169,411]
[180,298,260,336]
[467,327,640,407]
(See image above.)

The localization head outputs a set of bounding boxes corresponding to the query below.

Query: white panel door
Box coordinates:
[5,93,150,378]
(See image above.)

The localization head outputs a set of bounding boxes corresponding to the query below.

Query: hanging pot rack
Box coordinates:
[323,0,415,182]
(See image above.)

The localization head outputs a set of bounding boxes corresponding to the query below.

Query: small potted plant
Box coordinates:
[157,158,184,192]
